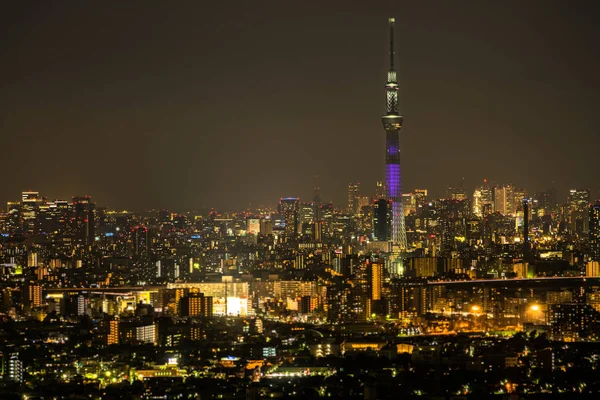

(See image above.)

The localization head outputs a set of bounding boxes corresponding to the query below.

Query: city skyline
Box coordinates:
[3,182,597,214]
[1,1,600,210]
[3,5,600,396]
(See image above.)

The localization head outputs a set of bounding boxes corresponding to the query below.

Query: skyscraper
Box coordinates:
[533,190,556,217]
[72,196,95,246]
[590,201,600,262]
[373,199,390,241]
[375,181,386,200]
[446,179,467,201]
[523,198,531,262]
[381,17,407,249]
[21,191,41,234]
[369,261,384,301]
[347,183,360,215]
[132,226,150,258]
[473,179,493,217]
[568,189,590,212]
[493,185,514,216]
[279,197,299,237]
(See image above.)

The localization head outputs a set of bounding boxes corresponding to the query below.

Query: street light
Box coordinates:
[528,304,546,325]
[470,305,486,331]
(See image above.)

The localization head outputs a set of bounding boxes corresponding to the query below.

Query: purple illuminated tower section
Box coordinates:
[381,17,407,249]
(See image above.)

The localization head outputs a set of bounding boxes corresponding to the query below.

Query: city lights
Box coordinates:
[0,4,598,398]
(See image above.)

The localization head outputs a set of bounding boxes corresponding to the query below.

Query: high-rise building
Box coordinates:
[135,324,158,345]
[279,198,299,237]
[549,303,599,341]
[357,196,370,213]
[375,181,386,200]
[21,191,42,234]
[373,199,389,242]
[414,189,428,207]
[369,262,384,301]
[439,199,469,255]
[319,202,334,238]
[347,183,360,215]
[246,218,260,235]
[473,179,493,217]
[568,189,590,212]
[313,181,321,205]
[533,190,556,217]
[389,279,427,319]
[586,261,599,277]
[494,185,514,216]
[569,189,591,235]
[408,257,437,278]
[402,193,417,216]
[131,226,150,258]
[299,202,315,227]
[381,18,407,249]
[72,196,95,246]
[26,283,43,309]
[6,352,23,383]
[546,291,573,305]
[590,202,600,262]
[108,316,119,345]
[5,201,22,233]
[327,279,354,322]
[466,218,482,245]
[513,188,527,213]
[446,179,467,201]
[523,198,531,262]
[179,292,213,317]
[260,217,273,236]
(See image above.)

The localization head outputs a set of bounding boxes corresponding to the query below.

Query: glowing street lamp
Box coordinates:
[528,304,546,325]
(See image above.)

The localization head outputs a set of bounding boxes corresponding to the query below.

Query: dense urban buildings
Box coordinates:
[2,11,600,400]
[3,180,600,398]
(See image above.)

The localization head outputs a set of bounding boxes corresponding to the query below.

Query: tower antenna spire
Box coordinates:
[389,17,395,70]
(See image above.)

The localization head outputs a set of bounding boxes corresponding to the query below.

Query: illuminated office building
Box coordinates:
[494,185,514,216]
[347,183,360,215]
[402,193,417,216]
[21,191,42,234]
[375,181,386,200]
[590,201,600,262]
[473,180,493,217]
[413,189,428,207]
[279,197,299,237]
[568,189,590,212]
[246,218,260,235]
[370,262,383,301]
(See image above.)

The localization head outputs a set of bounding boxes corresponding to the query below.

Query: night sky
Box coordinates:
[1,1,599,211]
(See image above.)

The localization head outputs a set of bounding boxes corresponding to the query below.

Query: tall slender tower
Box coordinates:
[381,17,407,249]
